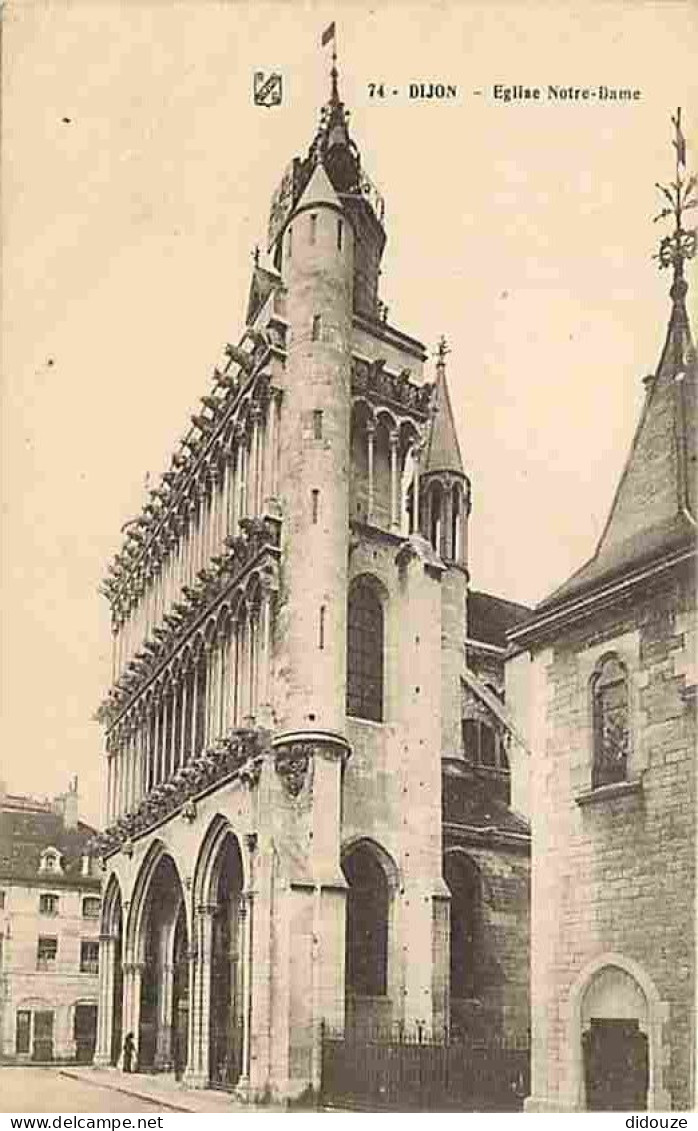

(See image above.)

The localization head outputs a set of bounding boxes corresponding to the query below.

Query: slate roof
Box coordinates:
[0,798,99,888]
[423,358,465,477]
[536,285,696,613]
[467,589,532,649]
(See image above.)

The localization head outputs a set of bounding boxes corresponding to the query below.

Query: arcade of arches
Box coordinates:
[96,829,249,1091]
[96,824,526,1092]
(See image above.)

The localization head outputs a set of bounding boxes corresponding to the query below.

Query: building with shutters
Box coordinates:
[91,53,531,1100]
[0,779,101,1063]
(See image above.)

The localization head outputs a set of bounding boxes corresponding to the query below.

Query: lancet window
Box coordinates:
[591,654,630,789]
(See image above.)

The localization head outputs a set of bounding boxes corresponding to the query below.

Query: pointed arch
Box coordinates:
[192,815,249,910]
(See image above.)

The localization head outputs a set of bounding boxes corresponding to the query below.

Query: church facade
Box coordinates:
[506,128,696,1111]
[92,58,530,1100]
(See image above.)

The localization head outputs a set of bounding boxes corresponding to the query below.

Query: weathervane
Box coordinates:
[654,108,696,293]
[436,335,450,364]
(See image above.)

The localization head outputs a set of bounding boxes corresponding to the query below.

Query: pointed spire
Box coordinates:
[537,113,696,610]
[424,336,465,477]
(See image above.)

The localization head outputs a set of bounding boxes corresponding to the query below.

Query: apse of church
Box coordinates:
[92,45,530,1102]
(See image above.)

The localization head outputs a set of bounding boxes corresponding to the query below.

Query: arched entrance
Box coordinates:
[566,954,670,1111]
[189,818,248,1091]
[208,833,245,1088]
[581,966,648,1110]
[137,853,189,1074]
[341,839,395,1036]
[444,852,482,1038]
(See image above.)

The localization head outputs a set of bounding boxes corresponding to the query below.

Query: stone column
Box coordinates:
[366,419,376,523]
[179,666,190,767]
[412,445,421,534]
[257,582,275,727]
[169,677,180,775]
[209,467,220,562]
[185,905,215,1089]
[155,963,175,1071]
[206,640,219,744]
[236,893,252,1096]
[262,395,275,511]
[250,404,262,516]
[94,933,116,1067]
[389,430,400,530]
[198,481,209,575]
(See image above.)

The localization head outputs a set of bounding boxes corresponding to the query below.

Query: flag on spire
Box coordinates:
[672,108,687,168]
[321,21,336,46]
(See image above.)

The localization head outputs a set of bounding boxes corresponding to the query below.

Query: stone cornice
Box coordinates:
[89,728,266,860]
[508,543,695,652]
[351,356,433,421]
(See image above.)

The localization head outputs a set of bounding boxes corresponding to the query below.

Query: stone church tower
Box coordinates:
[92,52,530,1102]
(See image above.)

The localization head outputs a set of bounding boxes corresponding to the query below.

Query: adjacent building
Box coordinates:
[91,51,530,1102]
[0,779,101,1063]
[506,127,696,1110]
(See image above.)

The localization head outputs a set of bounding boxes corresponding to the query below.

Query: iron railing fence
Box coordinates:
[320,1025,530,1112]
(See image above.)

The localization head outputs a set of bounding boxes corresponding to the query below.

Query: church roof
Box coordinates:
[424,353,465,477]
[467,589,532,649]
[538,280,696,611]
[293,160,342,214]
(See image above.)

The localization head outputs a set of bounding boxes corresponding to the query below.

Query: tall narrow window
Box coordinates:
[311,489,320,524]
[337,219,343,251]
[80,940,99,974]
[16,1012,31,1054]
[346,581,384,722]
[312,314,321,341]
[37,937,58,970]
[312,409,323,439]
[309,213,317,244]
[319,605,326,650]
[343,845,389,997]
[287,225,292,259]
[592,655,630,788]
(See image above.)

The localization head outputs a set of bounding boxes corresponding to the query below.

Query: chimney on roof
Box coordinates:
[54,776,79,830]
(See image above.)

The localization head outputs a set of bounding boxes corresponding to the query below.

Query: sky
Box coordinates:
[2,0,697,824]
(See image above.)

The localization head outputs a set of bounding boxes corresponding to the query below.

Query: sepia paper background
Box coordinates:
[2,0,696,826]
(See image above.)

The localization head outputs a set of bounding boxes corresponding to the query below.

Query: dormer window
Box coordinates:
[592,654,630,789]
[39,847,63,876]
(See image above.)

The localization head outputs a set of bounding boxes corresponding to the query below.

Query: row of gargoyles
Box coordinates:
[91,730,264,858]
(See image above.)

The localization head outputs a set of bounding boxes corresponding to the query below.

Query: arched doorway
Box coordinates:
[580,965,649,1111]
[444,852,482,1039]
[137,854,189,1074]
[209,833,245,1089]
[342,840,394,1036]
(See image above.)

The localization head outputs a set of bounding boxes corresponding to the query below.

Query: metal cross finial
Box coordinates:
[653,107,696,292]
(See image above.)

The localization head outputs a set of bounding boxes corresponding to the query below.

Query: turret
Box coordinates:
[274,155,355,736]
[421,338,471,761]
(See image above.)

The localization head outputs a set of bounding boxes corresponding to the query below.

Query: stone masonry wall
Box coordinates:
[520,563,695,1109]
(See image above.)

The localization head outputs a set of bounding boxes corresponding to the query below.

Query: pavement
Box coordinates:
[59,1065,286,1113]
[1,1065,167,1114]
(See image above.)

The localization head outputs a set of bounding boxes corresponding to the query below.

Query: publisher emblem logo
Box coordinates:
[254,71,283,108]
